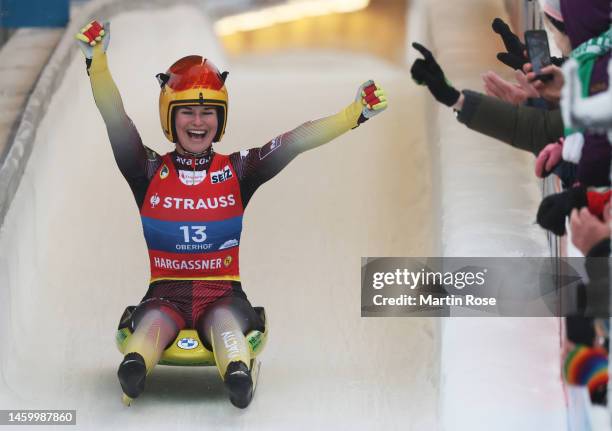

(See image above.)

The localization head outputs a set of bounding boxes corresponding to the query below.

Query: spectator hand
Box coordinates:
[482,70,538,105]
[535,140,563,178]
[524,63,564,105]
[410,42,460,107]
[75,20,110,59]
[492,18,527,70]
[354,80,387,126]
[570,204,611,256]
[514,69,541,98]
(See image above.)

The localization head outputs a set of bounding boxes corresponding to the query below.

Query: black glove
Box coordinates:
[493,18,566,70]
[410,42,460,107]
[536,186,588,236]
[551,56,565,67]
[492,18,527,70]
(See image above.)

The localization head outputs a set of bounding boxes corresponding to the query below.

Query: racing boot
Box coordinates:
[117,352,147,400]
[224,360,253,408]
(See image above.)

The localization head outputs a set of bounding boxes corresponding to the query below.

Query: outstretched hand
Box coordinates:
[482,70,538,105]
[492,18,527,71]
[75,20,110,59]
[410,42,460,107]
[355,80,387,125]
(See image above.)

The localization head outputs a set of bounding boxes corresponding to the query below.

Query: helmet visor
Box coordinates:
[167,55,225,92]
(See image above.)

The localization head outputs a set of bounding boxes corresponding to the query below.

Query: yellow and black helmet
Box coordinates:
[157,55,228,143]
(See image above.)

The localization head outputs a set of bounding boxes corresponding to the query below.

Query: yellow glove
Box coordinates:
[75,20,110,59]
[355,80,387,125]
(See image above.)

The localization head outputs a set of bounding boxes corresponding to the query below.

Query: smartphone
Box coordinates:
[525,30,553,82]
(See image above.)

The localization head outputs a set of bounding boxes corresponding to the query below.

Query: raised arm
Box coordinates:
[231,81,387,201]
[76,21,148,181]
[410,42,564,156]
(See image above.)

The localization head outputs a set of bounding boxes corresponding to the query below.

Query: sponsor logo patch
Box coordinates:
[158,195,236,210]
[150,193,161,208]
[221,331,240,359]
[176,156,210,167]
[153,257,223,270]
[177,337,199,350]
[210,165,233,184]
[219,239,239,250]
[160,164,169,179]
[178,169,206,186]
[259,136,282,160]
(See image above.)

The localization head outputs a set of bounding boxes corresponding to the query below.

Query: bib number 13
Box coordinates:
[180,225,207,243]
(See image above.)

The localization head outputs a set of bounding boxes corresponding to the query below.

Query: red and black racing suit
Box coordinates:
[125,143,296,329]
[86,45,366,335]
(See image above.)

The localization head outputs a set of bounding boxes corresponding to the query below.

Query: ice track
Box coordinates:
[0,6,438,430]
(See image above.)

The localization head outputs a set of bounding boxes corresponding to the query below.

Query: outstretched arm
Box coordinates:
[231,81,387,201]
[410,42,564,155]
[457,90,564,155]
[76,21,148,181]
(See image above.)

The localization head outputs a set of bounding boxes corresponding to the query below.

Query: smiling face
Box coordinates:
[174,106,218,154]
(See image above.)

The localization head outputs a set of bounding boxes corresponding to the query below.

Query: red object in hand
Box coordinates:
[587,190,612,218]
[363,84,380,106]
[83,21,104,44]
[363,84,377,94]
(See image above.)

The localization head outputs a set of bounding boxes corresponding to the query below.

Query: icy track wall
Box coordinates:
[0,1,439,429]
[410,0,568,430]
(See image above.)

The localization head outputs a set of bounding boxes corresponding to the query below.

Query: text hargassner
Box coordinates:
[372,268,487,289]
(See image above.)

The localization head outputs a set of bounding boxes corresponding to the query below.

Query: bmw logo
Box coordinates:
[177,337,198,350]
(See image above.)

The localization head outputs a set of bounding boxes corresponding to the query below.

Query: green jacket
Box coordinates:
[456,90,564,156]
